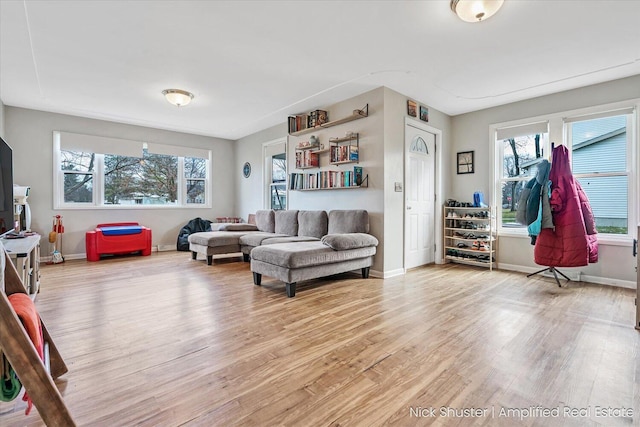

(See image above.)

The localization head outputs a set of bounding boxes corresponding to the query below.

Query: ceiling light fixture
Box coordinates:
[450,0,504,22]
[162,89,194,107]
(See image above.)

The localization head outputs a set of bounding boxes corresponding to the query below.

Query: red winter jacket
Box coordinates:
[534,145,598,267]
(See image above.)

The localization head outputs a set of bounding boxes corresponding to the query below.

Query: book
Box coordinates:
[349,145,358,161]
[308,110,328,127]
[353,166,363,186]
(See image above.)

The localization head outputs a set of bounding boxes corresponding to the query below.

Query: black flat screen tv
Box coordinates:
[0,136,14,237]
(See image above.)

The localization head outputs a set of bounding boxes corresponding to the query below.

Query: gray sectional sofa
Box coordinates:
[187,209,378,297]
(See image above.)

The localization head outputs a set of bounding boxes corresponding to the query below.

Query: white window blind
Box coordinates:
[59,132,143,157]
[145,142,210,159]
[496,121,549,140]
[563,107,635,123]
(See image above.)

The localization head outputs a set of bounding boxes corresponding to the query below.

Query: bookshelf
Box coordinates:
[288,104,368,136]
[289,104,369,191]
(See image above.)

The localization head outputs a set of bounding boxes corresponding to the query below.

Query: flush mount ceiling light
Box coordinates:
[451,0,504,22]
[162,89,194,107]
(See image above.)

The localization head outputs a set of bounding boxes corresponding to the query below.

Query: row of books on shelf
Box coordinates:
[331,145,358,163]
[289,166,363,190]
[295,150,319,168]
[288,110,329,133]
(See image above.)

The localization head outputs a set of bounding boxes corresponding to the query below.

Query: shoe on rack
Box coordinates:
[452,212,459,218]
[472,241,480,250]
[457,242,469,248]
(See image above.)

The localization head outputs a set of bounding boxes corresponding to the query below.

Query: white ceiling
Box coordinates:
[1,1,639,140]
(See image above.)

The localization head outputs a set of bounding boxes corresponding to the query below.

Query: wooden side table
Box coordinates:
[1,234,41,300]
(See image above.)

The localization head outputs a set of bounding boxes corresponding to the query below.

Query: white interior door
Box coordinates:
[405,124,436,269]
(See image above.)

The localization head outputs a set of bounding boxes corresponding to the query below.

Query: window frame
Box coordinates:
[491,100,638,244]
[53,132,212,209]
[491,120,551,235]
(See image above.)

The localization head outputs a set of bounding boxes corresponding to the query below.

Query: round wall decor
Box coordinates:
[242,162,251,178]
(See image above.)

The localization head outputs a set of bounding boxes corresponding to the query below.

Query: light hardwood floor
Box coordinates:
[1,251,638,426]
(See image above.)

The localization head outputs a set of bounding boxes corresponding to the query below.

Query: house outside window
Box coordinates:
[567,114,632,235]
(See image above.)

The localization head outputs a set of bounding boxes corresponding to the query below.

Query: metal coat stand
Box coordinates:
[527,266,570,287]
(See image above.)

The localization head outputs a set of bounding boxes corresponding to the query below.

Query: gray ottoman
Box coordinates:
[250,240,376,297]
[188,231,258,265]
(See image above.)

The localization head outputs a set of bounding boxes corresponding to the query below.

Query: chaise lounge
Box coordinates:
[250,210,378,297]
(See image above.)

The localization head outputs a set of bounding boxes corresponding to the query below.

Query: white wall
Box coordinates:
[451,74,640,285]
[288,88,385,273]
[0,100,5,139]
[235,87,454,277]
[382,87,452,274]
[6,107,236,257]
[235,123,287,219]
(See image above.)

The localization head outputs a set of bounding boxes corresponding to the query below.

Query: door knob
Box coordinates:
[407,206,412,210]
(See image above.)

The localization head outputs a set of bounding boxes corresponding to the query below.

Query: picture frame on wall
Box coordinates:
[457,151,474,174]
[407,100,417,117]
[419,106,429,122]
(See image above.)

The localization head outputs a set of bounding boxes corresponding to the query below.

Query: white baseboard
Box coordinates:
[40,252,85,263]
[371,268,405,279]
[498,263,635,289]
[40,246,167,263]
[579,274,636,290]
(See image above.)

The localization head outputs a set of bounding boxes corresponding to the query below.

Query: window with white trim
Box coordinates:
[53,131,211,208]
[566,111,634,235]
[492,103,637,240]
[495,122,549,230]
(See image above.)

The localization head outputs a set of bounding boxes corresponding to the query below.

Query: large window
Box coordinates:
[493,103,637,240]
[54,132,211,208]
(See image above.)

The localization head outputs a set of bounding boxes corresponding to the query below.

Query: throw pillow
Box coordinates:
[321,233,378,250]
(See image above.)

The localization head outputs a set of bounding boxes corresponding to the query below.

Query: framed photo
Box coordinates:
[457,151,474,174]
[419,106,429,122]
[407,100,417,117]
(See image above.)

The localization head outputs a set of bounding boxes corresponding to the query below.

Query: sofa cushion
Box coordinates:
[188,231,254,247]
[239,232,288,247]
[250,241,376,269]
[255,210,275,233]
[219,223,259,231]
[328,210,369,234]
[321,233,378,250]
[275,210,299,236]
[298,210,328,238]
[261,236,320,245]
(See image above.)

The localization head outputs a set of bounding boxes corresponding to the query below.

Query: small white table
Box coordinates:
[1,234,41,300]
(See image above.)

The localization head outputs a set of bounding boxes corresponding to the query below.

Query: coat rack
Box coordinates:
[526,142,571,287]
[527,266,570,287]
[0,248,75,426]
